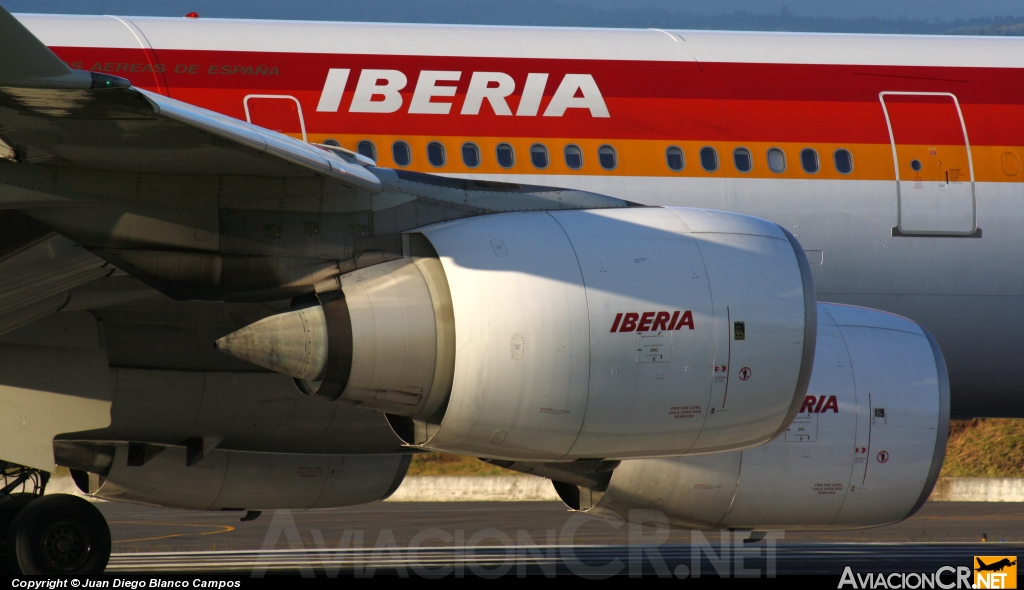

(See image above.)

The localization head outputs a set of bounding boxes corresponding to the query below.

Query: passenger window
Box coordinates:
[357,140,377,161]
[323,138,341,147]
[700,147,719,172]
[392,141,412,166]
[564,145,583,169]
[666,146,684,171]
[496,143,515,168]
[767,148,786,173]
[801,148,820,174]
[834,149,853,174]
[530,144,549,169]
[598,145,617,170]
[427,142,446,167]
[462,142,481,168]
[733,147,752,172]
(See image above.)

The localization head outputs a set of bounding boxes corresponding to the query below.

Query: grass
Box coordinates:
[406,453,515,476]
[407,419,1024,478]
[940,419,1024,477]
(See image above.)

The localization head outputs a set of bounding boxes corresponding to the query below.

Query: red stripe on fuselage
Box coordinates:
[50,46,1024,146]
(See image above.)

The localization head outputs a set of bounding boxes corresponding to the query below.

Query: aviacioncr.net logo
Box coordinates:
[838,566,973,589]
[974,556,1017,589]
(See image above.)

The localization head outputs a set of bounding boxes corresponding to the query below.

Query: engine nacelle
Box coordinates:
[557,303,949,530]
[218,207,816,461]
[70,445,409,511]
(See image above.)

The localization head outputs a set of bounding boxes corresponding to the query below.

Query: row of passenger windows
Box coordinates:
[345,140,621,171]
[687,146,854,174]
[328,138,853,174]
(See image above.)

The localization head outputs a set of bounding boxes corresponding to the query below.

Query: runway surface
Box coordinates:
[99,501,1024,575]
[108,544,1024,576]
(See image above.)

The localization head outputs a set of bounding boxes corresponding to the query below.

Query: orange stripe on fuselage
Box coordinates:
[306,134,1024,182]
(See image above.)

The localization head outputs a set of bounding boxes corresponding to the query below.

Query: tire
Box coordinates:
[0,494,38,575]
[8,494,111,575]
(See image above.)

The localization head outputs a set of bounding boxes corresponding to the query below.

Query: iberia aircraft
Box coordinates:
[0,7,998,574]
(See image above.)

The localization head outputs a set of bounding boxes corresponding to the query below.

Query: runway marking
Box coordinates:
[105,543,1024,574]
[912,513,1024,520]
[108,521,236,543]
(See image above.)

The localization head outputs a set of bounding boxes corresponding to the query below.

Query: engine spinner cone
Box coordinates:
[215,305,328,381]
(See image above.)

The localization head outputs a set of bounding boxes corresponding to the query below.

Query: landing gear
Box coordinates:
[0,494,36,575]
[1,462,111,575]
[7,495,111,575]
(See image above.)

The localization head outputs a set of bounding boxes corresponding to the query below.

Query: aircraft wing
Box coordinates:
[0,2,627,471]
[0,8,382,193]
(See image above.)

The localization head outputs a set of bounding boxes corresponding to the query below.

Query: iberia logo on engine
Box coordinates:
[800,395,840,413]
[611,311,693,333]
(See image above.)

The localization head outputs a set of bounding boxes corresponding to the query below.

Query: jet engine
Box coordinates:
[61,444,410,511]
[552,303,949,530]
[217,207,817,461]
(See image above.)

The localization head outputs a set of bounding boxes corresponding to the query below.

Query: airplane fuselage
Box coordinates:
[20,13,1024,417]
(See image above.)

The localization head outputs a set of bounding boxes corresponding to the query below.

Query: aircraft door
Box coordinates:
[880,92,976,236]
[243,95,308,142]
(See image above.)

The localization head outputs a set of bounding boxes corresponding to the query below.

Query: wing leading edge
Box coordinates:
[0,4,626,303]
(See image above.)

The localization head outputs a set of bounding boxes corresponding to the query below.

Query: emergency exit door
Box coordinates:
[881,92,977,236]
[243,94,307,142]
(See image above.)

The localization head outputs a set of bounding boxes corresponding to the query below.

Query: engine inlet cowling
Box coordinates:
[563,303,950,530]
[216,237,455,422]
[218,207,816,462]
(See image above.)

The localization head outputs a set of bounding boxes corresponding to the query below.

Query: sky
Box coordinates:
[5,0,1024,20]
[4,0,1024,34]
[583,0,1024,19]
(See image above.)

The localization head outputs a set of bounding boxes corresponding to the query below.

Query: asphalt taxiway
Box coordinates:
[99,501,1024,575]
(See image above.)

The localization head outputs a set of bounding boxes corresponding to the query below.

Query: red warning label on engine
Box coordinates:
[611,311,694,332]
[693,483,723,490]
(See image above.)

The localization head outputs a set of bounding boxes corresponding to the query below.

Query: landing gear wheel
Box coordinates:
[0,494,37,575]
[8,494,110,575]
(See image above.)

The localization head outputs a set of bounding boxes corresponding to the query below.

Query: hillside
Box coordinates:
[407,452,511,476]
[408,419,1024,477]
[940,419,1024,477]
